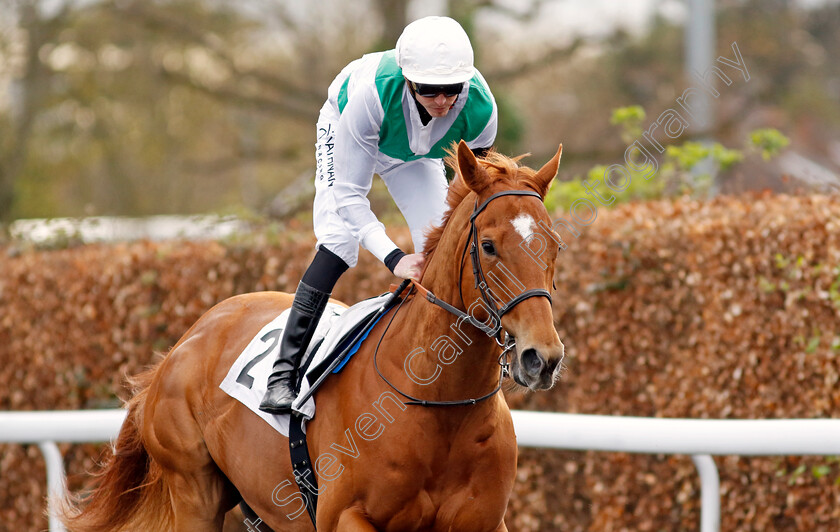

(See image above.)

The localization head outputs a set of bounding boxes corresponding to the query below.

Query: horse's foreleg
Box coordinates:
[334,507,378,532]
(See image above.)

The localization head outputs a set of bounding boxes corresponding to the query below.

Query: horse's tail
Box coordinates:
[58,367,174,532]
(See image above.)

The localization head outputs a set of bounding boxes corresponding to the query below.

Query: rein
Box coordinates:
[373,189,552,407]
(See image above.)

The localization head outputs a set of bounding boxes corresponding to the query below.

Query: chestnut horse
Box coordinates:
[61,141,565,532]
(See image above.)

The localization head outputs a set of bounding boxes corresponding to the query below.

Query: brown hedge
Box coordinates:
[1,193,839,531]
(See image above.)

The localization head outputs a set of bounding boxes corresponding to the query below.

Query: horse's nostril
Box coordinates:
[520,348,545,375]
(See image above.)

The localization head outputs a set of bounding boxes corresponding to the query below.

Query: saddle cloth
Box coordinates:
[219,292,391,436]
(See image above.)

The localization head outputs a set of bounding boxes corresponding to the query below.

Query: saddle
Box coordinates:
[219,282,408,433]
[290,287,403,419]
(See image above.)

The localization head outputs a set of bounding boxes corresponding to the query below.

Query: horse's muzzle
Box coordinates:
[513,343,564,390]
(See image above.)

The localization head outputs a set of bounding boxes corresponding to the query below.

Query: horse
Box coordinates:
[60,140,565,532]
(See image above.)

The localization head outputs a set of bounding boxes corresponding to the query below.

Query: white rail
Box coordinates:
[3,410,840,532]
[0,410,128,532]
[511,411,840,455]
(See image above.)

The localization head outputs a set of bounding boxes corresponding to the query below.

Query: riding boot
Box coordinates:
[259,281,331,414]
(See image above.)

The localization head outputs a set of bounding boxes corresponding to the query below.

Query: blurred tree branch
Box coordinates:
[472,0,549,21]
[372,0,409,49]
[180,147,302,176]
[484,37,583,83]
[113,0,323,107]
[158,67,317,121]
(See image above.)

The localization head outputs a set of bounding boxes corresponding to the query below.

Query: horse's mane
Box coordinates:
[423,148,538,259]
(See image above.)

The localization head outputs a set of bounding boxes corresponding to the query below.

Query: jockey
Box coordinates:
[260,16,498,414]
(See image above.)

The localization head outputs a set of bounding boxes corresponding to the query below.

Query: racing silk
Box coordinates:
[320,50,498,263]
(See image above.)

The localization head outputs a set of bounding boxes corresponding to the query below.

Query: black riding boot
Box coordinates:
[259,281,331,414]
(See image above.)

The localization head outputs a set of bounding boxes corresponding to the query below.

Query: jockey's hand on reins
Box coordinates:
[394,253,425,280]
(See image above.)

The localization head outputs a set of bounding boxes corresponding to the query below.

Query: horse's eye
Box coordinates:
[481,241,496,256]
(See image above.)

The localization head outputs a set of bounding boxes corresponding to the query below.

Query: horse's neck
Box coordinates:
[380,300,499,406]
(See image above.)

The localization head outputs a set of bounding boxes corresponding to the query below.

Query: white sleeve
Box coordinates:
[467,98,498,150]
[332,85,401,263]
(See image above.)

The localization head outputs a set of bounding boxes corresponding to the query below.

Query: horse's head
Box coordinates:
[427,140,565,391]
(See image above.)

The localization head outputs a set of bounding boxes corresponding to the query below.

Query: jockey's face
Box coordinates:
[414,92,459,118]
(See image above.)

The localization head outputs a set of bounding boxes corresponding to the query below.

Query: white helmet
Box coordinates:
[395,16,475,85]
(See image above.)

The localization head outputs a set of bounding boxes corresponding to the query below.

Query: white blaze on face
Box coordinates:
[511,213,536,241]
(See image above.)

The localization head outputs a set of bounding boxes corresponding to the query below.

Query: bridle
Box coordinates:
[466,190,553,331]
[374,189,553,407]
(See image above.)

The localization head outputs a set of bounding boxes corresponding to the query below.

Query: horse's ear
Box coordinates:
[529,144,563,199]
[457,140,490,195]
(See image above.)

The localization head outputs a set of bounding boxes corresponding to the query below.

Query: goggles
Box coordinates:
[409,80,464,98]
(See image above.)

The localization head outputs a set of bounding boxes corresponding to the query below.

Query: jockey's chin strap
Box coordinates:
[374,189,553,407]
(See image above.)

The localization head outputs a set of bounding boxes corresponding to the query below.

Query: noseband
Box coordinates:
[374,189,554,407]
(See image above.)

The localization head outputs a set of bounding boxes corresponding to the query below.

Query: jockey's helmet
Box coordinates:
[395,16,475,85]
